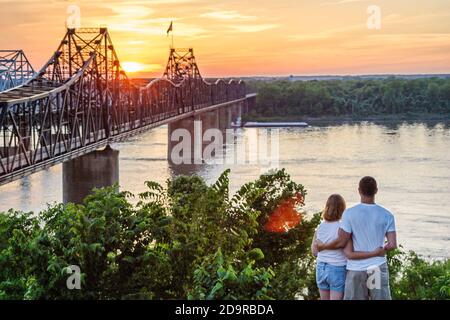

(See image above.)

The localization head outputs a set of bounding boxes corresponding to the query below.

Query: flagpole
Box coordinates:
[168,21,174,49]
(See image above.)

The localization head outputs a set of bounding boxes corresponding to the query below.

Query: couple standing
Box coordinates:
[312,176,397,300]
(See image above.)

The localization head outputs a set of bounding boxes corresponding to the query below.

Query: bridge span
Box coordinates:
[0,28,255,187]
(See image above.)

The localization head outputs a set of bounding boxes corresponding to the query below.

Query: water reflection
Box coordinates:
[0,116,449,259]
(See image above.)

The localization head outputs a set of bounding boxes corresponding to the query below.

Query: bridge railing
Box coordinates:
[139,77,247,118]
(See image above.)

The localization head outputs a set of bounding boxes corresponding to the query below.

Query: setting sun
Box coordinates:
[121,61,146,73]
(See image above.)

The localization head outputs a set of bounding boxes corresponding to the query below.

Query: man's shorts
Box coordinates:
[344,263,392,300]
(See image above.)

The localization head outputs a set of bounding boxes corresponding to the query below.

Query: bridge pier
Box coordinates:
[62,146,119,204]
[218,107,228,130]
[228,102,242,126]
[245,94,256,113]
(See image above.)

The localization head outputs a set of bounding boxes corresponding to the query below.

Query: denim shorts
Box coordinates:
[316,262,347,293]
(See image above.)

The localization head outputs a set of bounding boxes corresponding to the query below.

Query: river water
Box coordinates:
[1,120,449,259]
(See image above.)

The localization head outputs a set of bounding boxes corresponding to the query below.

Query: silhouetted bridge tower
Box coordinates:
[0,50,35,91]
[0,28,255,194]
[163,48,201,82]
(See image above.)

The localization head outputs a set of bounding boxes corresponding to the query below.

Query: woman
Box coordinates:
[311,194,385,300]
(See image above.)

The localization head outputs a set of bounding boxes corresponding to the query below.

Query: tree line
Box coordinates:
[246,77,450,118]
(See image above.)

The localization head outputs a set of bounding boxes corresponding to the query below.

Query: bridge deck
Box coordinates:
[0,95,254,186]
[0,83,59,104]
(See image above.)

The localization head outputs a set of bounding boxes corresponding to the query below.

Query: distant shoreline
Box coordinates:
[243,113,450,125]
[241,74,450,82]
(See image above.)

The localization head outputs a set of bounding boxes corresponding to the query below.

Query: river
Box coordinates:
[0,120,449,259]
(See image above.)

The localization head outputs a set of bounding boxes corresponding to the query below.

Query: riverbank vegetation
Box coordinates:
[246,78,450,120]
[0,170,448,300]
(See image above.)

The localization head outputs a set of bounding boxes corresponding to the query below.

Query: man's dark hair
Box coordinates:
[359,176,378,197]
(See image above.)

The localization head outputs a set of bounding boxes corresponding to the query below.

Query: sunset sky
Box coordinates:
[1,0,449,77]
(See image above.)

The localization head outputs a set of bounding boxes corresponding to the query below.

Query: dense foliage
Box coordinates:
[0,170,448,300]
[0,169,318,300]
[388,249,450,300]
[247,78,450,118]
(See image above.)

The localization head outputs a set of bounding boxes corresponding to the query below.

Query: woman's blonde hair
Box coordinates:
[323,194,346,222]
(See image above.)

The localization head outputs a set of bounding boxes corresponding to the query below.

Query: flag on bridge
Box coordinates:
[167,21,173,36]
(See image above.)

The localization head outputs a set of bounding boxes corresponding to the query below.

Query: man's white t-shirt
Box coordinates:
[316,221,347,266]
[341,203,396,271]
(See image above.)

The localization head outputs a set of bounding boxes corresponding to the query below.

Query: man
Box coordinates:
[316,176,397,300]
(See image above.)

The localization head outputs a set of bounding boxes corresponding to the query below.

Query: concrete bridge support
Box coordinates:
[218,107,230,131]
[232,102,242,124]
[245,94,256,113]
[63,146,119,204]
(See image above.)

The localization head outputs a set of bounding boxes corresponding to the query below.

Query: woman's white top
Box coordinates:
[316,220,347,266]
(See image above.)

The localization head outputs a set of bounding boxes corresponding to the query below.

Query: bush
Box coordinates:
[388,249,450,300]
[188,248,274,300]
[0,169,317,300]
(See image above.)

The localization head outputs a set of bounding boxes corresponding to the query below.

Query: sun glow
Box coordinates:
[121,61,146,73]
[1,1,449,77]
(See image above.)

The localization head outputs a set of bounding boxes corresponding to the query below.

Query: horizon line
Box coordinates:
[130,72,450,79]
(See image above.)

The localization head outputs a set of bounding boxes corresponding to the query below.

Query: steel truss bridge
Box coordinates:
[0,28,249,185]
[0,50,35,91]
